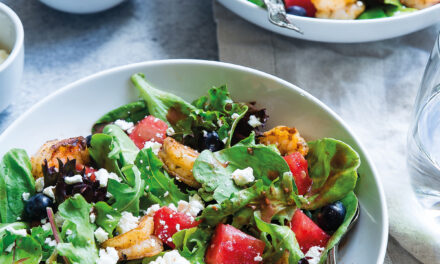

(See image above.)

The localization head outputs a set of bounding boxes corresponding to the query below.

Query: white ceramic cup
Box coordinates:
[0,3,24,113]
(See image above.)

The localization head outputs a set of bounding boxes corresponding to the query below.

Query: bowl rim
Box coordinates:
[0,2,24,72]
[0,59,389,262]
[234,0,440,24]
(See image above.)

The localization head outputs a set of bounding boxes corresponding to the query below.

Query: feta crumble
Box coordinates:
[97,247,119,264]
[231,167,255,186]
[45,237,57,247]
[149,250,190,264]
[22,192,30,201]
[248,115,262,127]
[6,227,27,236]
[146,204,161,217]
[107,214,114,220]
[143,141,162,155]
[43,186,56,200]
[90,212,96,223]
[95,168,121,188]
[64,175,83,185]
[66,229,73,236]
[94,227,109,243]
[305,246,324,264]
[177,194,205,217]
[114,119,135,134]
[35,177,45,192]
[254,253,263,262]
[42,222,51,231]
[231,113,240,120]
[116,212,139,234]
[166,127,176,136]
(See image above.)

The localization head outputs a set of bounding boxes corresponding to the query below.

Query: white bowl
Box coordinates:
[0,60,388,263]
[0,2,24,113]
[39,0,126,14]
[217,0,440,43]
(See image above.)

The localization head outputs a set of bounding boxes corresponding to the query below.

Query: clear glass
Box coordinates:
[407,33,440,228]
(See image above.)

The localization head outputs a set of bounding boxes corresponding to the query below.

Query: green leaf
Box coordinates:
[193,144,290,203]
[358,7,388,19]
[30,226,55,261]
[135,148,188,206]
[318,192,358,264]
[302,138,359,210]
[95,201,122,236]
[247,0,266,7]
[0,149,35,223]
[89,133,122,176]
[92,100,149,134]
[107,165,146,215]
[0,233,42,264]
[254,212,304,264]
[173,227,212,264]
[56,194,98,264]
[0,222,28,236]
[103,124,139,168]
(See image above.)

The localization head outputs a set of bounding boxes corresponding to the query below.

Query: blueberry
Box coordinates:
[286,6,307,17]
[298,258,309,264]
[85,135,92,148]
[25,193,54,221]
[316,201,346,232]
[198,131,224,152]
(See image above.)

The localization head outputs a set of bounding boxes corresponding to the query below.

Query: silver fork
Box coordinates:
[263,0,303,34]
[325,202,360,264]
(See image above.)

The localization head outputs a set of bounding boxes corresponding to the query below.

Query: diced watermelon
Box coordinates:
[153,206,200,248]
[284,152,312,195]
[205,224,265,264]
[129,115,168,149]
[284,0,317,17]
[290,210,330,253]
[75,164,97,182]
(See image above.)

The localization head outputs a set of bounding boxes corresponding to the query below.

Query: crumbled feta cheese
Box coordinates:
[176,224,180,231]
[35,177,44,192]
[305,246,324,264]
[66,229,73,236]
[254,253,263,262]
[64,175,83,185]
[6,227,27,236]
[168,203,177,211]
[41,218,47,224]
[95,168,121,188]
[94,227,109,243]
[45,237,57,247]
[146,204,160,217]
[90,213,96,223]
[107,214,114,220]
[97,247,119,264]
[5,242,15,253]
[149,250,190,264]
[166,127,175,136]
[231,113,240,120]
[42,222,51,231]
[217,119,223,127]
[16,216,21,220]
[43,186,56,200]
[231,167,255,186]
[116,212,139,234]
[114,119,135,134]
[54,212,64,228]
[202,130,208,137]
[143,141,162,155]
[106,192,113,198]
[22,192,30,201]
[177,194,205,217]
[164,191,169,197]
[248,115,262,127]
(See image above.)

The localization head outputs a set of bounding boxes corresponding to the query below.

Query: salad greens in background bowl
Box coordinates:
[0,60,388,263]
[217,0,440,42]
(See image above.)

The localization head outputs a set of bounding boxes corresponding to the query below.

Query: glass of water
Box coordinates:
[407,33,440,228]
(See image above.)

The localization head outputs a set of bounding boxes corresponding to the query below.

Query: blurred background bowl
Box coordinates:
[0,2,24,113]
[39,0,127,14]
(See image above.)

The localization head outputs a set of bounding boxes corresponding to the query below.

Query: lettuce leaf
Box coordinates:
[56,194,99,264]
[135,148,188,206]
[30,226,55,261]
[89,133,123,177]
[254,212,304,264]
[173,227,212,264]
[95,201,122,236]
[302,138,359,210]
[193,144,291,203]
[0,230,42,264]
[92,100,149,134]
[0,149,35,223]
[103,124,139,168]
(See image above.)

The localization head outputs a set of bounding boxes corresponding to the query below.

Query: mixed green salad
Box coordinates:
[0,73,360,264]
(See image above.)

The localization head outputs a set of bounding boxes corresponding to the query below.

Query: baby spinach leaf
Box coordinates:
[173,227,212,264]
[193,144,290,203]
[0,149,35,223]
[95,201,122,236]
[103,124,139,167]
[92,100,149,134]
[319,192,358,264]
[303,138,359,210]
[254,212,304,264]
[107,165,146,216]
[30,226,54,261]
[89,133,122,176]
[135,148,188,206]
[0,222,27,235]
[0,232,42,264]
[56,194,98,264]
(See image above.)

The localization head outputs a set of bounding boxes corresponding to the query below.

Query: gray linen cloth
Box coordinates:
[214,2,440,263]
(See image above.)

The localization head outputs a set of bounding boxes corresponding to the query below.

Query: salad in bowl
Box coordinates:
[0,73,360,264]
